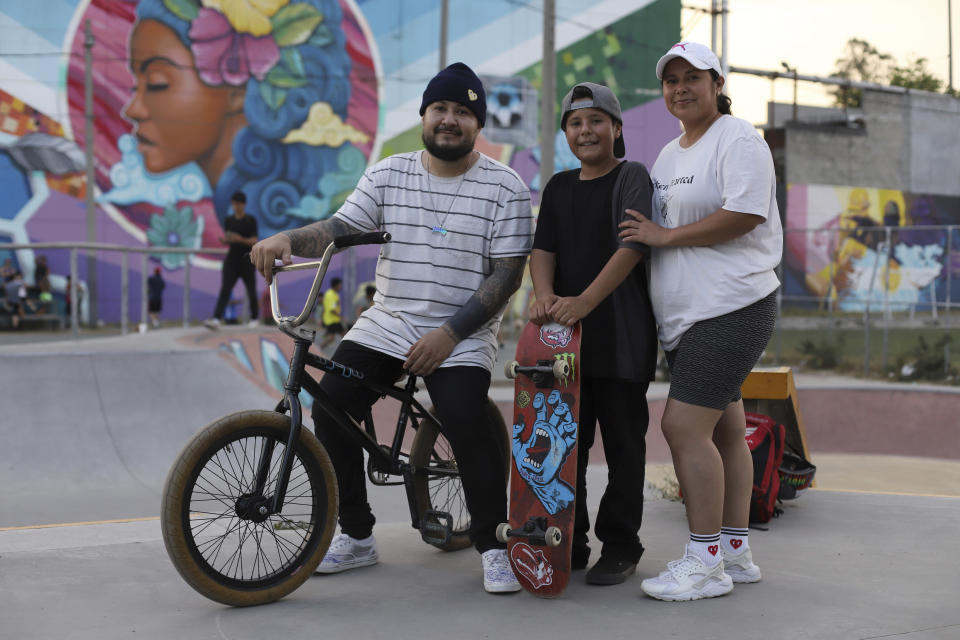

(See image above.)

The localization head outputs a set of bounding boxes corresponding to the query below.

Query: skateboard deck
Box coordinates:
[499,321,581,598]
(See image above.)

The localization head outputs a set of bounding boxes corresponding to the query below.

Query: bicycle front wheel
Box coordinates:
[161,410,337,607]
[410,398,509,551]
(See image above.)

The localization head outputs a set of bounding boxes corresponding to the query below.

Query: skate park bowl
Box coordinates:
[1,328,958,639]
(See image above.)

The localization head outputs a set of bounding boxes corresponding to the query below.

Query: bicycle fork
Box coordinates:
[248,338,312,517]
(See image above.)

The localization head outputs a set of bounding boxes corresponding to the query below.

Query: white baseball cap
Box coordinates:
[655,41,723,80]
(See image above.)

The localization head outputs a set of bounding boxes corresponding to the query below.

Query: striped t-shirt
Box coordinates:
[335,150,533,371]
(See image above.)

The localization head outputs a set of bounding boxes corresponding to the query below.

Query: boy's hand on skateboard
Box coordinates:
[547,296,592,327]
[404,327,456,376]
[250,234,293,284]
[529,294,558,325]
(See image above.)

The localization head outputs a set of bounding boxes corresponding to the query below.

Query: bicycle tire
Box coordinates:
[161,410,337,607]
[410,398,510,551]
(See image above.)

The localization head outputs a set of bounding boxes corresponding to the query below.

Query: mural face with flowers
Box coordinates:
[65,0,378,267]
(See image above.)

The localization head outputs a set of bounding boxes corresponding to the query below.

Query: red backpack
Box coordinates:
[745,412,786,524]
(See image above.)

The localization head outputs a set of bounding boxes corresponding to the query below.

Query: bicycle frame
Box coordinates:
[250,232,456,531]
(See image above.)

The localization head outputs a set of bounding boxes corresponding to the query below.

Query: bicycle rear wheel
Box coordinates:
[161,410,337,607]
[410,398,509,551]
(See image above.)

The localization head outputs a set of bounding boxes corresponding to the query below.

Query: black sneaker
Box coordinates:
[585,556,637,585]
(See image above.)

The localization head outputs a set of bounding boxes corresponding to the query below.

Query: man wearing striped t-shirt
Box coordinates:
[251,63,533,594]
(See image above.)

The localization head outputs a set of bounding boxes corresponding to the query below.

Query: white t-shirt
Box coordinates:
[334,150,533,370]
[650,115,783,351]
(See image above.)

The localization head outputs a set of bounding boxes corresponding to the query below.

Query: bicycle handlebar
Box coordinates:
[333,231,391,249]
[269,232,391,327]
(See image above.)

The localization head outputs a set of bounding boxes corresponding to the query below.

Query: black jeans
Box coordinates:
[213,256,258,320]
[311,340,508,553]
[573,376,650,564]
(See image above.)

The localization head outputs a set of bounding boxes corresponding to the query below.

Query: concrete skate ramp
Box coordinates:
[1,351,278,528]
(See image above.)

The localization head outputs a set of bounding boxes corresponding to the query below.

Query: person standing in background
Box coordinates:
[147,267,165,329]
[205,191,259,329]
[318,277,345,350]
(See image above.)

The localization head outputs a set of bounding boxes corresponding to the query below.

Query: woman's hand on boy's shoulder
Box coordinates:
[619,209,672,247]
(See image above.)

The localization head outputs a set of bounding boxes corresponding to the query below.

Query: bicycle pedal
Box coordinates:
[420,509,453,546]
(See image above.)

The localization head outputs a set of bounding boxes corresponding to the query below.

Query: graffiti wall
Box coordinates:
[784,183,960,312]
[0,0,680,324]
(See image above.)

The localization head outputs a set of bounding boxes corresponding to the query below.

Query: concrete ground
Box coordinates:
[2,325,959,639]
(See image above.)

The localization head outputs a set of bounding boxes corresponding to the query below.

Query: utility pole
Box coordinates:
[721,0,729,80]
[539,0,555,199]
[782,61,798,122]
[710,0,718,53]
[439,0,448,70]
[710,1,729,80]
[84,19,98,326]
[949,0,954,92]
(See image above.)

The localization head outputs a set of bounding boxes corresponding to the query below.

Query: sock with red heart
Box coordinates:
[689,531,722,567]
[721,527,750,554]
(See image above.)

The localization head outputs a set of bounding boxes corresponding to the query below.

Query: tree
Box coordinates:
[889,57,943,92]
[830,38,893,108]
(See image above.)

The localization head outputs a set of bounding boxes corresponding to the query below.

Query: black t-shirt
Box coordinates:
[224,214,258,262]
[533,162,657,382]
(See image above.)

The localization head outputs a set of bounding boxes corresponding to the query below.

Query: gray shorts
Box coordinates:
[664,292,777,410]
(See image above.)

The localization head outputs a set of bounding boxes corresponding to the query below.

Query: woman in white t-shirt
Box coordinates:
[619,41,783,602]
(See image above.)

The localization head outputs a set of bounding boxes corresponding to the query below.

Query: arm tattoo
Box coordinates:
[282,218,359,258]
[446,256,526,341]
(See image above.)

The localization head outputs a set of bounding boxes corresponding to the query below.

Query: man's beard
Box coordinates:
[422,128,475,162]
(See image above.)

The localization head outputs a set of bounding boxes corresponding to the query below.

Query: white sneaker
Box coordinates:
[203,318,221,330]
[246,319,260,328]
[481,549,521,593]
[722,546,762,583]
[640,545,734,601]
[314,533,378,574]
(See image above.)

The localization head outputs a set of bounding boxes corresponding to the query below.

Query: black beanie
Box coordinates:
[419,62,486,127]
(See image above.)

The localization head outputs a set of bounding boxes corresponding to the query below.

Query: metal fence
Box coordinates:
[774,224,958,375]
[4,225,959,376]
[0,242,227,339]
[779,224,958,320]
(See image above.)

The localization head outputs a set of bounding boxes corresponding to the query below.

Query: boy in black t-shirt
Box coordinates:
[530,82,658,585]
[205,191,259,329]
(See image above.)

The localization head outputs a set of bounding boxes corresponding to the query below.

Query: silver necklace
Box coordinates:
[425,155,467,236]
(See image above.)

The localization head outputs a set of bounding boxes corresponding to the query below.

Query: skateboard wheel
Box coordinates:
[545,526,562,547]
[505,361,519,379]
[552,360,570,379]
[496,522,511,543]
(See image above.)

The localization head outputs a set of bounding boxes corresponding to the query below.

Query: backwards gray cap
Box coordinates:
[559,82,625,158]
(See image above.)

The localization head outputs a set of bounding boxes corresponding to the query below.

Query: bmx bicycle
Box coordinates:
[160,232,508,607]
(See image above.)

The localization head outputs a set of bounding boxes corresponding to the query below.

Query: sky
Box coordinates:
[682,0,960,125]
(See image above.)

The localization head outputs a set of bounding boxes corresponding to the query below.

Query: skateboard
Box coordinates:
[497,321,581,598]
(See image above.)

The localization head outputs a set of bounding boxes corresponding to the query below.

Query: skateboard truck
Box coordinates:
[504,359,571,389]
[496,516,562,547]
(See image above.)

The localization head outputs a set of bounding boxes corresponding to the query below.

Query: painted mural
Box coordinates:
[784,183,960,313]
[0,0,680,325]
